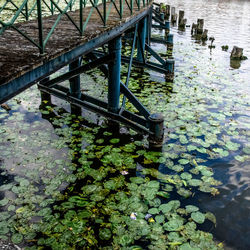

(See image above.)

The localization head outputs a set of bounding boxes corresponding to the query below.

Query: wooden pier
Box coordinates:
[0,1,151,100]
[0,0,174,147]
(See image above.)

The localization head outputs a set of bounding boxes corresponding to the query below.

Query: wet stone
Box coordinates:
[0,240,20,250]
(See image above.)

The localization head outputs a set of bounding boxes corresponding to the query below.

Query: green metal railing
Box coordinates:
[0,0,151,54]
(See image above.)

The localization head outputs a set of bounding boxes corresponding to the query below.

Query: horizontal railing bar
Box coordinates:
[0,0,153,53]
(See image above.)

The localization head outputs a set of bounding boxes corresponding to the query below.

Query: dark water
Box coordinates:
[155,0,250,249]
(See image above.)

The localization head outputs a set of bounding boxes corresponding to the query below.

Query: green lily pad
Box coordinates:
[99,228,112,240]
[11,233,23,244]
[185,205,199,213]
[159,200,180,213]
[243,146,250,154]
[0,212,11,221]
[148,208,159,215]
[0,221,9,234]
[225,141,240,151]
[191,211,205,224]
[188,179,202,186]
[110,138,120,144]
[119,234,133,246]
[130,177,145,184]
[147,180,160,189]
[177,188,192,198]
[178,159,189,165]
[205,212,216,224]
[0,199,8,207]
[163,218,184,231]
[155,215,165,224]
[180,173,192,180]
[20,179,30,187]
[179,243,194,250]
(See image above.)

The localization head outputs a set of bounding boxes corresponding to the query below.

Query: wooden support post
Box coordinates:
[179,18,187,30]
[197,19,204,34]
[178,10,184,26]
[191,23,197,35]
[201,29,208,40]
[165,5,170,19]
[171,7,177,23]
[231,46,243,59]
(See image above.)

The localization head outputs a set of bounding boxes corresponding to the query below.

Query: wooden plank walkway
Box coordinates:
[0,3,151,87]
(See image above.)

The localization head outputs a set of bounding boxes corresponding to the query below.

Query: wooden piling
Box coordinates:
[171,7,177,23]
[165,5,170,18]
[197,19,204,34]
[179,18,187,30]
[191,23,197,35]
[231,46,243,59]
[201,29,208,40]
[178,10,184,26]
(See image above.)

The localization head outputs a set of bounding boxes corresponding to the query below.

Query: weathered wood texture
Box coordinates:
[0,3,151,86]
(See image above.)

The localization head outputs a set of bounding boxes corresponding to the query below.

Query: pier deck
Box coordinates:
[0,2,152,102]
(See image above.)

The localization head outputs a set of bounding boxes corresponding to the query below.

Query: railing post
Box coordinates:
[25,1,28,21]
[137,17,147,62]
[120,0,123,19]
[130,0,133,14]
[108,36,121,113]
[51,1,54,15]
[80,0,83,34]
[69,0,72,11]
[103,0,106,26]
[37,0,44,54]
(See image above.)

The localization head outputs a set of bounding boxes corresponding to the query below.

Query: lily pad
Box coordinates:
[148,208,159,215]
[185,205,199,213]
[0,199,8,207]
[99,228,112,240]
[163,218,184,231]
[191,211,205,224]
[155,215,165,224]
[11,233,23,244]
[0,221,9,234]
